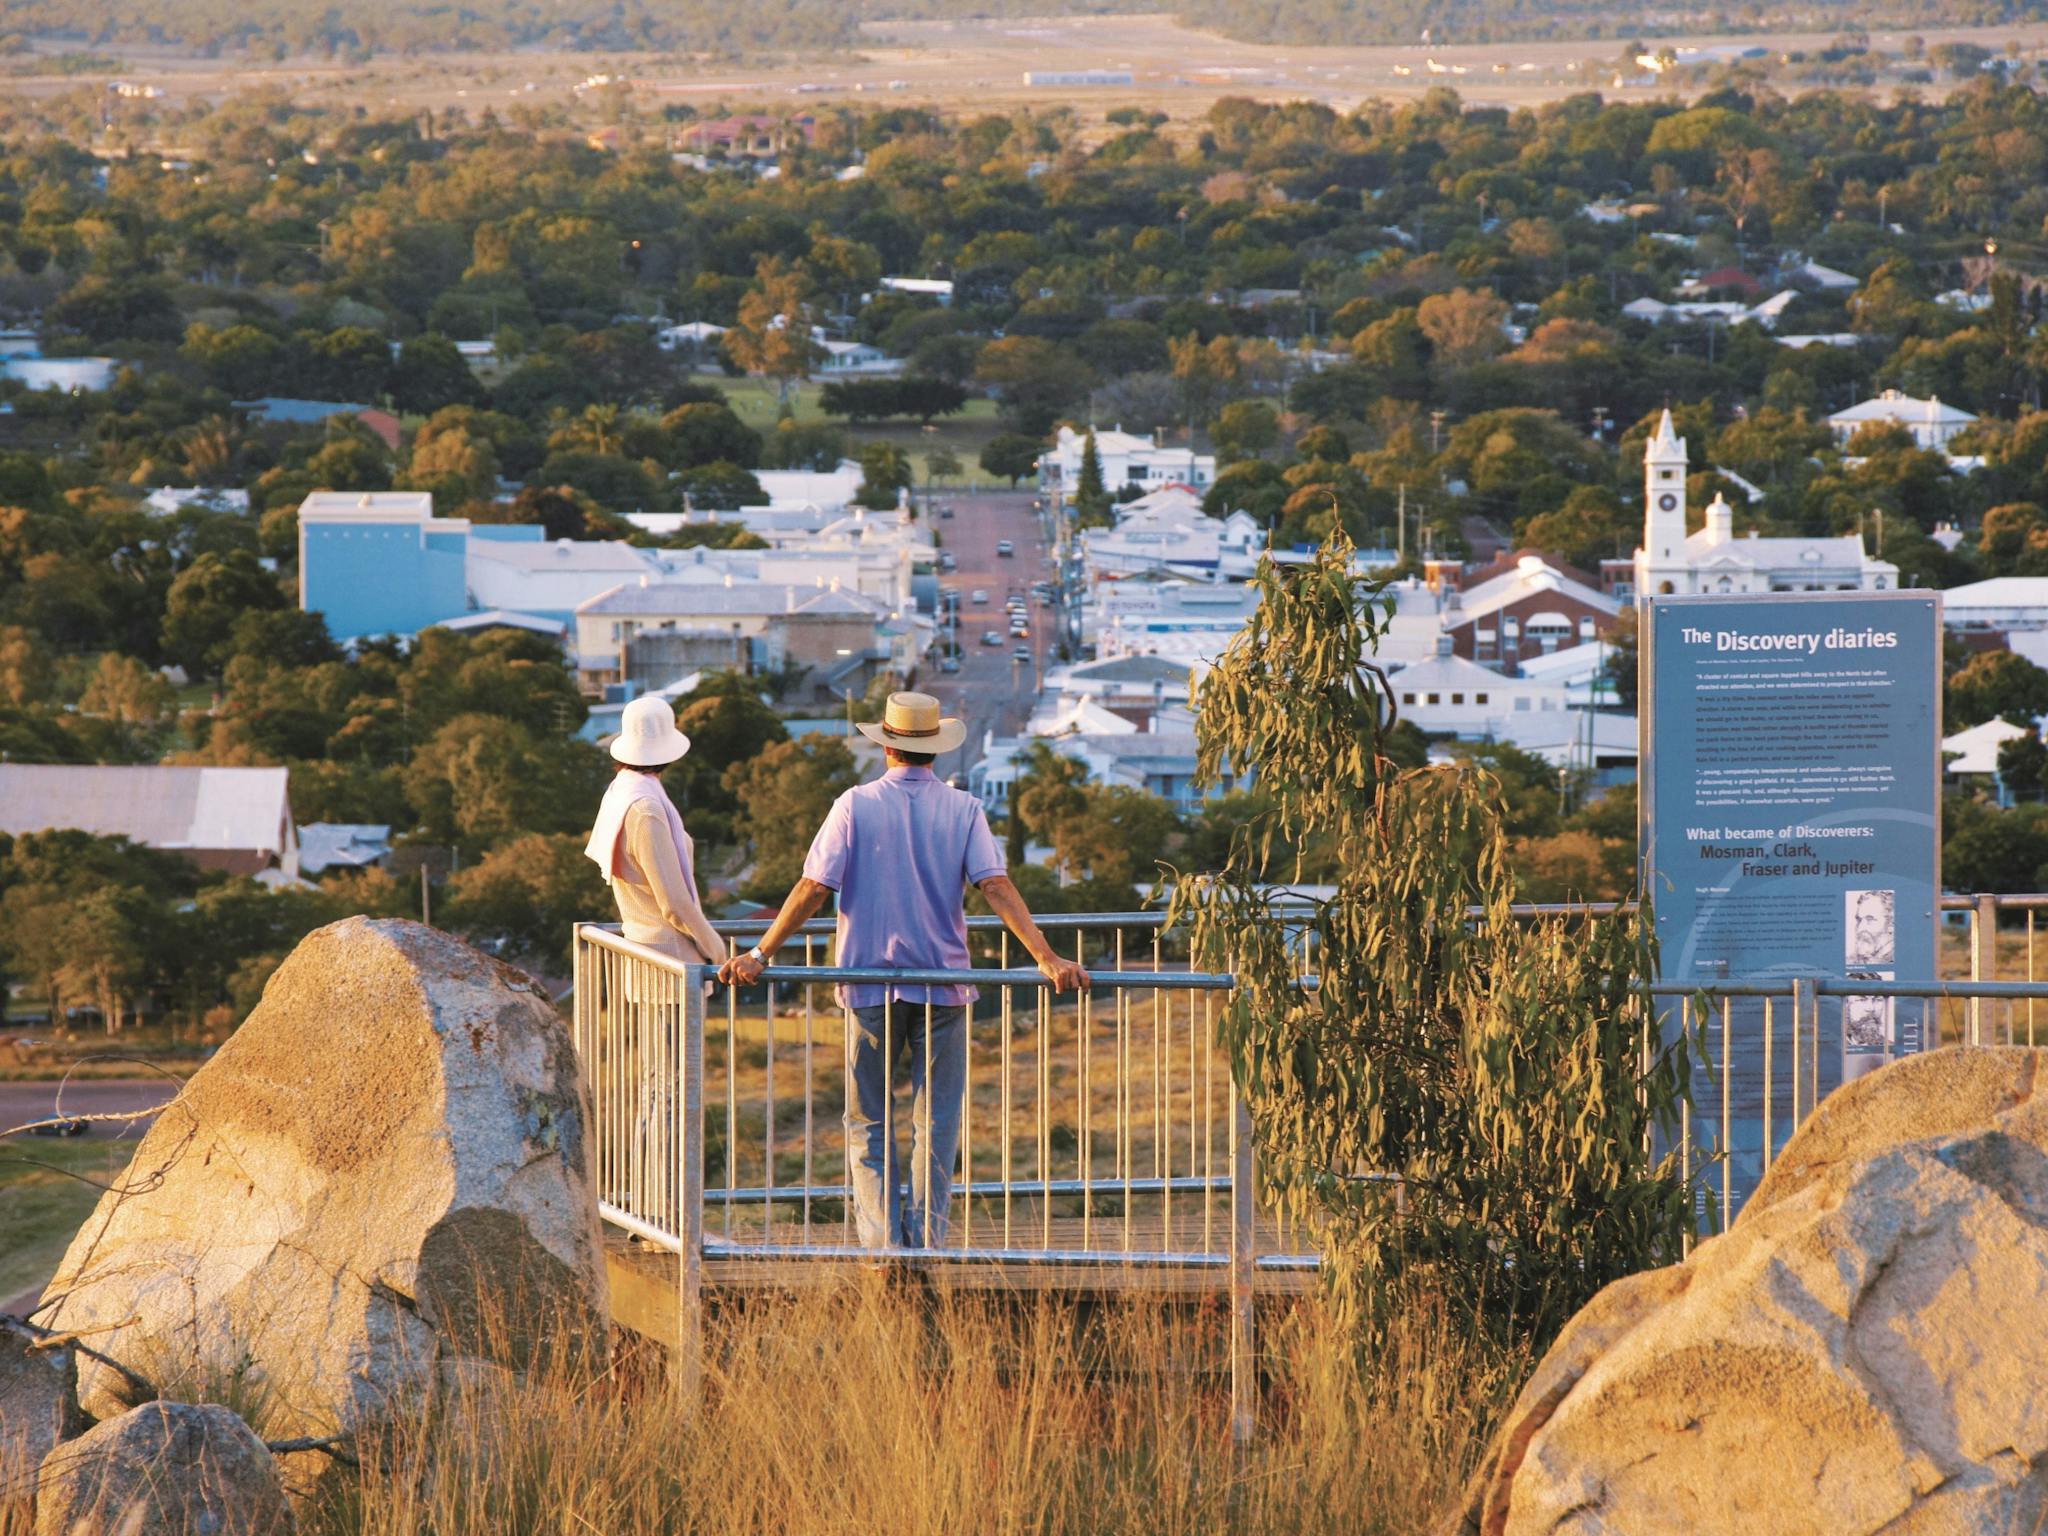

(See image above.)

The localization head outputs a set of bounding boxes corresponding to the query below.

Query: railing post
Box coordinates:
[1972,893,1997,1046]
[1228,1084,1255,1449]
[677,964,706,1402]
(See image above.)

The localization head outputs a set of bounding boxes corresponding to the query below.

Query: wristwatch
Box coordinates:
[746,946,766,965]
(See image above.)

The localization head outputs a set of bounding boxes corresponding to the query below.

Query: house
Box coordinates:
[0,765,297,881]
[236,399,401,450]
[1489,708,1640,788]
[572,577,903,696]
[142,487,250,517]
[1632,410,1898,599]
[1678,267,1764,298]
[1040,425,1216,501]
[1826,389,1978,451]
[1435,552,1621,671]
[967,727,1241,815]
[298,823,392,876]
[1943,718,2034,803]
[1092,581,1262,664]
[1030,655,1194,734]
[1940,579,2048,634]
[1790,259,1860,293]
[676,115,815,158]
[1388,637,1573,738]
[815,338,903,376]
[655,321,727,355]
[1621,293,1796,330]
[878,277,953,306]
[1776,334,1864,351]
[1080,486,1263,579]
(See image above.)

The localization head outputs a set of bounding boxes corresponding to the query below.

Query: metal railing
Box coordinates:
[570,914,1307,1441]
[569,896,2048,1435]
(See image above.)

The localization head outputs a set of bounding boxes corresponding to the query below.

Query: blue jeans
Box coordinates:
[846,1000,965,1249]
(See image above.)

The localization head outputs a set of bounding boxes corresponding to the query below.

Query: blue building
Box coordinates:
[297,492,551,642]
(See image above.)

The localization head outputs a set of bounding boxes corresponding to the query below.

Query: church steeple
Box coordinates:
[1643,408,1688,564]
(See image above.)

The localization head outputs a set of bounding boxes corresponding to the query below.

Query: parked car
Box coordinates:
[1012,647,1032,663]
[939,655,961,673]
[982,630,1003,646]
[971,589,989,604]
[996,540,1015,557]
[938,505,954,519]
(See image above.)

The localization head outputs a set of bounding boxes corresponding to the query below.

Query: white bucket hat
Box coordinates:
[610,695,692,766]
[856,690,967,755]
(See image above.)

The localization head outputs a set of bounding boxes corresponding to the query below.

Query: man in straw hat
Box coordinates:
[722,690,1087,1250]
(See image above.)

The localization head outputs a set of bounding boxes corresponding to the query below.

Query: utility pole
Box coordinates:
[1397,483,1407,563]
[1429,409,1446,455]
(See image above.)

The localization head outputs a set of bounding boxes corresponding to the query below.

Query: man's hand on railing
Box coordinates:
[1039,955,1090,993]
[718,950,766,987]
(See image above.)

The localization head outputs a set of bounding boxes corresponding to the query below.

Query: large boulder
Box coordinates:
[1447,1047,2048,1535]
[34,1401,292,1536]
[41,918,608,1447]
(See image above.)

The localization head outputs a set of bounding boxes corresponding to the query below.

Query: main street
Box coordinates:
[917,488,1067,789]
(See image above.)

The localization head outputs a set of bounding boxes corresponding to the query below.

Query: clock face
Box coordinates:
[1657,493,1679,512]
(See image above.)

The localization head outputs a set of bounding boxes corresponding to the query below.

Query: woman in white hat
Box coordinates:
[583,695,723,966]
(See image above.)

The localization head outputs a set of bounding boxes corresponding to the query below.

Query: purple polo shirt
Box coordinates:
[801,765,1006,1009]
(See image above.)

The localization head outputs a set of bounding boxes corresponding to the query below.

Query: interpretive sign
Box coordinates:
[1641,591,1941,1197]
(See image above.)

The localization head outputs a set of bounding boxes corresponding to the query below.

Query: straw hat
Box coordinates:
[610,694,693,766]
[857,690,966,755]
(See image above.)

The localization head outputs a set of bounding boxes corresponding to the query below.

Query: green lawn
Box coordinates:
[0,1134,126,1303]
[709,374,1011,487]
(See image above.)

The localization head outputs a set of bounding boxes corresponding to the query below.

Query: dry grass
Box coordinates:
[299,1283,1510,1536]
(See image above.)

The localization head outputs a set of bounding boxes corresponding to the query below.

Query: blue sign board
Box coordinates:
[1642,592,1941,1197]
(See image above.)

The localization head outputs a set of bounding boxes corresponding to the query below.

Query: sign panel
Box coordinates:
[1642,592,1942,1196]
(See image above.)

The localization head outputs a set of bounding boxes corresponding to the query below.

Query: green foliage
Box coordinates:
[723,732,860,902]
[979,434,1042,487]
[1946,648,2048,731]
[1172,539,1696,1352]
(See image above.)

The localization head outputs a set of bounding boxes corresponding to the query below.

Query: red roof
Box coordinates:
[1693,266,1762,296]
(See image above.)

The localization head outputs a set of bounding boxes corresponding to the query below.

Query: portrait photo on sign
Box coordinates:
[1845,889,1896,968]
[1844,971,1894,1053]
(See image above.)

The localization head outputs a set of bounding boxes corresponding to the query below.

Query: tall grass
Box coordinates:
[301,1282,1513,1536]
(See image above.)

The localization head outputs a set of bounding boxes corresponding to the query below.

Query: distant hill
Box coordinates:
[4,0,2047,58]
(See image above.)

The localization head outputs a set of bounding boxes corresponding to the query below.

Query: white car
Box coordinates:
[971,589,990,604]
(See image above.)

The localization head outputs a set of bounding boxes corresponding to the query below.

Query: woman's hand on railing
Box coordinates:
[1039,955,1090,993]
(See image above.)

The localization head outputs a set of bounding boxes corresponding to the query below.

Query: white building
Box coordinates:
[1826,389,1978,451]
[143,487,251,517]
[1620,291,1796,329]
[1941,579,2048,635]
[1388,638,1574,737]
[1080,486,1263,579]
[1092,581,1262,664]
[816,339,903,376]
[878,277,954,305]
[1632,409,1898,598]
[656,321,727,354]
[1943,717,2034,802]
[1040,425,1216,502]
[466,537,657,621]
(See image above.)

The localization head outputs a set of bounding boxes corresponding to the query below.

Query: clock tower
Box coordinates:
[1634,408,1690,599]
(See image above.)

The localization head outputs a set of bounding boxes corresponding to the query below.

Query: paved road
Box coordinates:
[0,1077,175,1140]
[920,489,1063,784]
[1,1079,174,1315]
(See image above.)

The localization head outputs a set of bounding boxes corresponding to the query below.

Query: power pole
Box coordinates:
[1397,484,1407,563]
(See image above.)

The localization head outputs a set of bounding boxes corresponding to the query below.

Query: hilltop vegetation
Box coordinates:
[9,0,2048,59]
